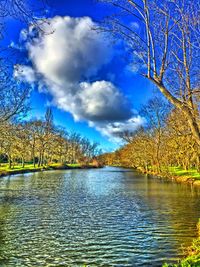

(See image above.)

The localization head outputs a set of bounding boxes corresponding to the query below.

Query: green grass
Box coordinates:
[67,163,81,167]
[0,162,83,176]
[168,167,200,180]
[0,163,42,171]
[163,241,200,267]
[139,165,200,181]
[0,161,101,177]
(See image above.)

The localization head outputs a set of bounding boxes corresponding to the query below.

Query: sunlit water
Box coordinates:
[0,167,200,267]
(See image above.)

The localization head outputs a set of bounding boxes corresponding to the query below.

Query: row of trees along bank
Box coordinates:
[0,2,102,169]
[0,108,101,169]
[99,96,200,174]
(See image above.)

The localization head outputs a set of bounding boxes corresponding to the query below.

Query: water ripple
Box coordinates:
[0,167,200,266]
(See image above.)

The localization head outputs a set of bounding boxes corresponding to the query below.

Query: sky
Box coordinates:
[5,0,155,152]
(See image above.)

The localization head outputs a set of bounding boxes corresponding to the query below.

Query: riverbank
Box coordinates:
[109,165,200,186]
[140,166,200,187]
[0,163,102,178]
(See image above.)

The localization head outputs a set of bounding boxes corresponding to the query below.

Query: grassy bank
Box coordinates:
[163,221,200,267]
[0,163,101,178]
[106,164,200,186]
[136,166,200,186]
[168,167,200,179]
[165,167,200,186]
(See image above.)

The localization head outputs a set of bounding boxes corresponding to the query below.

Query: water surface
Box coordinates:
[0,167,200,266]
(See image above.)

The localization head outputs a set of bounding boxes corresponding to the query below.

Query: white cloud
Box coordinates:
[27,16,112,85]
[92,116,145,142]
[77,81,132,122]
[16,16,144,142]
[20,29,28,41]
[14,65,36,83]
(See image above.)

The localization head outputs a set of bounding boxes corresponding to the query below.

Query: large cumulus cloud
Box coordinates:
[76,81,132,122]
[16,16,144,140]
[28,16,112,85]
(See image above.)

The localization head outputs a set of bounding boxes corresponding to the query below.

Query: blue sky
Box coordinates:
[6,0,155,151]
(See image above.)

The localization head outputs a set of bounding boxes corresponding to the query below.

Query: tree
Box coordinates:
[0,107,101,168]
[15,123,31,168]
[100,105,200,173]
[0,0,48,33]
[0,1,49,123]
[26,121,38,167]
[140,96,171,171]
[165,108,200,171]
[99,0,200,145]
[0,122,18,168]
[0,72,30,123]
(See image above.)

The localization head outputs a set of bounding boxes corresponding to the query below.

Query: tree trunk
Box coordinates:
[155,81,200,147]
[32,147,35,168]
[8,156,12,169]
[196,155,200,172]
[38,153,41,167]
[184,110,200,147]
[22,157,25,168]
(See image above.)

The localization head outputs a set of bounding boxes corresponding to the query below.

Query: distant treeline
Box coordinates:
[0,108,100,168]
[99,96,200,173]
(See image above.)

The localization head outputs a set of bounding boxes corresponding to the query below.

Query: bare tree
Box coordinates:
[98,0,200,145]
[0,1,49,123]
[0,70,30,122]
[140,96,171,171]
[0,0,48,33]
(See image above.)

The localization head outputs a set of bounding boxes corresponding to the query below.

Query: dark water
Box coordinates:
[0,167,200,267]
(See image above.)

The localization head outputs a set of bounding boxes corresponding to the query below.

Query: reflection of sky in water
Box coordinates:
[0,167,200,267]
[84,169,122,197]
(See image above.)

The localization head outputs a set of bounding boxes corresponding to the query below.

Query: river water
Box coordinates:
[0,167,200,267]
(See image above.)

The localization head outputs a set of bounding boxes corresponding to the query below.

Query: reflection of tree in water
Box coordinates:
[0,172,77,266]
[144,176,200,251]
[0,170,200,266]
[0,175,39,266]
[119,171,200,259]
[0,177,19,266]
[0,204,10,266]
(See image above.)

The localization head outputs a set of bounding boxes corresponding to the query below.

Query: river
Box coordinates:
[0,167,200,266]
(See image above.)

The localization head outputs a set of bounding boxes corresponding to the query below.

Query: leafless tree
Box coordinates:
[0,69,30,122]
[140,96,171,171]
[0,1,49,123]
[0,0,48,33]
[98,0,200,145]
